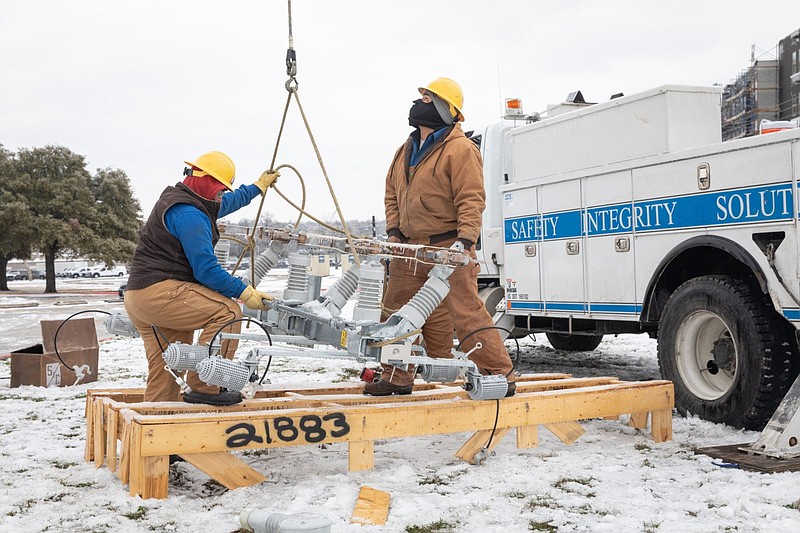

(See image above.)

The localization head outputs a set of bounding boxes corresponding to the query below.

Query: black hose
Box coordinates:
[53,310,112,370]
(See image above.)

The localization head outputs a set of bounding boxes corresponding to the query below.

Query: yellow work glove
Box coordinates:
[239,285,273,310]
[254,170,280,194]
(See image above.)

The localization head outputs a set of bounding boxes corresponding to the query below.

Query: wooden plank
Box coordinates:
[118,410,135,484]
[629,411,649,429]
[348,441,375,472]
[93,399,106,468]
[544,421,585,445]
[516,425,538,449]
[135,382,673,456]
[695,443,800,473]
[128,422,144,497]
[84,396,94,462]
[651,409,673,443]
[141,455,169,499]
[351,486,391,525]
[106,402,118,473]
[180,451,267,489]
[454,428,511,464]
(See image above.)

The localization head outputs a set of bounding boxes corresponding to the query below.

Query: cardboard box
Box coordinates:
[10,318,99,388]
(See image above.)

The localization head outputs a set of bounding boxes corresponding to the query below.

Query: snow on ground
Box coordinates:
[1,275,800,532]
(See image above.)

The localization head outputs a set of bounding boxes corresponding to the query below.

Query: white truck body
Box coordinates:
[475,85,800,429]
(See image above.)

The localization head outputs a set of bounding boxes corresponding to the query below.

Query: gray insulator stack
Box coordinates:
[282,252,312,302]
[196,357,251,392]
[466,373,508,400]
[395,274,450,330]
[245,240,287,287]
[162,343,214,371]
[352,261,385,323]
[418,363,460,383]
[321,265,360,315]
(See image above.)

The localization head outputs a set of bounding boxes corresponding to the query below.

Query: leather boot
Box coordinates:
[363,380,413,396]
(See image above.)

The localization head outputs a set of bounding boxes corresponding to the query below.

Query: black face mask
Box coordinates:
[408,99,449,129]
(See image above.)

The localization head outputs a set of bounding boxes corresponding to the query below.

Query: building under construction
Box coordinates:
[721,27,800,141]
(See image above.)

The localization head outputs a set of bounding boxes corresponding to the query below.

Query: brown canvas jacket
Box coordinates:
[384,123,486,244]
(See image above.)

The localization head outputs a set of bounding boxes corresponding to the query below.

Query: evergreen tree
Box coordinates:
[0,145,34,290]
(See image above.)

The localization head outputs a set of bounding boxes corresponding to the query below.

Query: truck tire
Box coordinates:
[545,332,603,351]
[658,275,793,430]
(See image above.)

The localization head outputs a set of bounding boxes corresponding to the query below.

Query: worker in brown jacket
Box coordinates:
[364,77,516,396]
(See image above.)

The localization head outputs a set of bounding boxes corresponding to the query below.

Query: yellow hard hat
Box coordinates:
[419,77,464,122]
[183,151,236,190]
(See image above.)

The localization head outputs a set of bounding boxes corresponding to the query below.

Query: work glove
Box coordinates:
[239,285,273,310]
[254,170,280,194]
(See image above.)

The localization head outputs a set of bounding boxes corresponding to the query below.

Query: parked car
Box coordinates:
[5,271,26,281]
[30,269,46,279]
[98,265,127,277]
[74,267,92,278]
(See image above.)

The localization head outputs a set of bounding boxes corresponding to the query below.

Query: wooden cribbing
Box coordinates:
[84,374,674,499]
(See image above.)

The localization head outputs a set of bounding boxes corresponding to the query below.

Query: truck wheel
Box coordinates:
[658,275,793,430]
[545,332,603,351]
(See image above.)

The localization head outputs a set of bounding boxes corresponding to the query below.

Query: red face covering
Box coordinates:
[183,174,228,201]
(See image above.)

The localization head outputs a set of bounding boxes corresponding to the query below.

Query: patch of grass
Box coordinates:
[643,521,662,532]
[527,495,559,510]
[634,443,652,451]
[507,490,527,499]
[419,475,449,486]
[51,460,78,470]
[405,519,458,533]
[529,521,557,532]
[334,367,361,382]
[123,506,148,521]
[24,411,40,421]
[553,477,596,497]
[29,397,47,402]
[786,499,800,511]
[59,479,96,488]
[6,499,36,517]
[44,493,68,502]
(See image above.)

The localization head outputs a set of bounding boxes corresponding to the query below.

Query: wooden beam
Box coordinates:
[84,396,94,462]
[181,452,266,490]
[651,409,673,443]
[141,455,169,499]
[348,441,375,471]
[93,399,106,468]
[454,428,511,464]
[516,425,538,449]
[135,382,673,456]
[544,421,585,445]
[106,402,118,472]
[629,411,649,429]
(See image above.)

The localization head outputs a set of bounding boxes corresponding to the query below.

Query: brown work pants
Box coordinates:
[124,279,243,402]
[380,241,514,386]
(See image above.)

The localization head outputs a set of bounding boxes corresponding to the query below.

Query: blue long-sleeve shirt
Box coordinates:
[164,184,261,298]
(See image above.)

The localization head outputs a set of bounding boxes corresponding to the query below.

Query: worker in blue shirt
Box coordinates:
[125,151,278,405]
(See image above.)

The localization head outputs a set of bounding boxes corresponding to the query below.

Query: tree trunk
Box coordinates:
[44,245,58,293]
[0,255,9,291]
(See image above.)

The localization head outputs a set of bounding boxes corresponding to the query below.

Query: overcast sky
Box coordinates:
[1,1,798,225]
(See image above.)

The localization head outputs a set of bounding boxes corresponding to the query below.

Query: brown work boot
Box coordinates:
[363,380,413,396]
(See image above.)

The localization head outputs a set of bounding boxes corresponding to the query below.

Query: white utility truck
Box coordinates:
[473,85,800,430]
